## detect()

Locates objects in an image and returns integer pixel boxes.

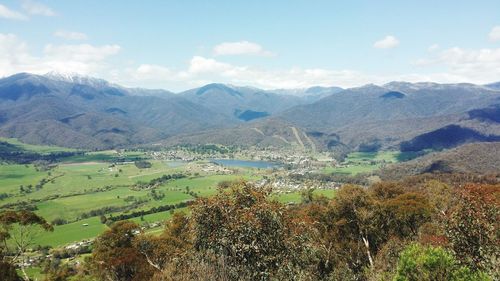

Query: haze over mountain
[0,72,499,152]
[0,73,230,149]
[273,82,500,150]
[0,73,327,149]
[169,81,500,153]
[179,83,335,121]
[485,82,500,91]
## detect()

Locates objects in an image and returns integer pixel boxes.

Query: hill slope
[379,142,500,180]
[162,118,317,150]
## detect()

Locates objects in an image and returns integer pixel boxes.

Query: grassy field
[32,208,188,247]
[30,174,258,246]
[0,147,340,248]
[273,189,337,203]
[17,266,44,281]
[0,137,77,154]
[0,143,265,248]
[322,151,419,175]
[61,150,146,163]
[34,217,107,247]
[0,164,48,194]
[1,138,413,249]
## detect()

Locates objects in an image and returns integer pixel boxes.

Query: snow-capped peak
[44,71,110,87]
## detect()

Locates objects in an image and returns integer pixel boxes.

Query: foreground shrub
[91,221,155,281]
[445,184,499,277]
[0,261,22,281]
[191,181,313,280]
[393,243,491,281]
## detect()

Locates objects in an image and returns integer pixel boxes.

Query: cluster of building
[255,177,341,191]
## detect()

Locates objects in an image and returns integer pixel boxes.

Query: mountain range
[0,72,499,153]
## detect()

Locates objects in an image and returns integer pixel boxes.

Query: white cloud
[213,41,274,56]
[189,56,235,73]
[373,35,400,49]
[113,64,174,89]
[181,56,376,89]
[489,26,500,42]
[428,44,440,52]
[135,50,500,90]
[21,0,55,16]
[54,30,88,40]
[0,33,120,77]
[414,46,500,84]
[109,51,500,91]
[44,44,120,62]
[0,4,28,20]
[136,64,170,74]
[135,64,171,79]
[0,33,34,74]
[0,33,380,90]
[3,33,500,91]
[110,55,374,90]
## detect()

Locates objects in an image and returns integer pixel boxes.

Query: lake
[211,159,281,169]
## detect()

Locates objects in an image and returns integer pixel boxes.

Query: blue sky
[1,0,500,91]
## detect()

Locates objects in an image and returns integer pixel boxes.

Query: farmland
[322,150,421,175]
[0,138,406,249]
[0,140,316,249]
[1,159,257,247]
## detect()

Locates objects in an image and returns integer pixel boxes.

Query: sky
[1,0,500,92]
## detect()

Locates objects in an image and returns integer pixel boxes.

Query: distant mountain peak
[485,81,500,90]
[195,83,242,97]
[270,86,343,97]
[346,83,387,94]
[305,86,343,95]
[44,71,110,88]
[384,81,421,91]
[384,81,490,92]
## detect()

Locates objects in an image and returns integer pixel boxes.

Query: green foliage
[2,150,497,281]
[0,210,53,281]
[133,212,192,272]
[393,243,491,281]
[445,184,499,277]
[325,151,418,176]
[133,173,186,190]
[176,144,232,155]
[300,188,315,204]
[0,261,22,281]
[91,221,154,281]
[191,181,312,280]
[134,161,152,169]
[300,182,433,279]
[380,192,432,236]
[0,210,53,242]
[0,138,76,154]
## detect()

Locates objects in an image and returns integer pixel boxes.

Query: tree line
[104,201,191,225]
[132,173,186,190]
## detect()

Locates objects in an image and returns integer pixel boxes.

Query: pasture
[323,150,419,175]
[273,189,337,203]
[0,137,76,154]
[0,139,413,249]
[1,148,263,247]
